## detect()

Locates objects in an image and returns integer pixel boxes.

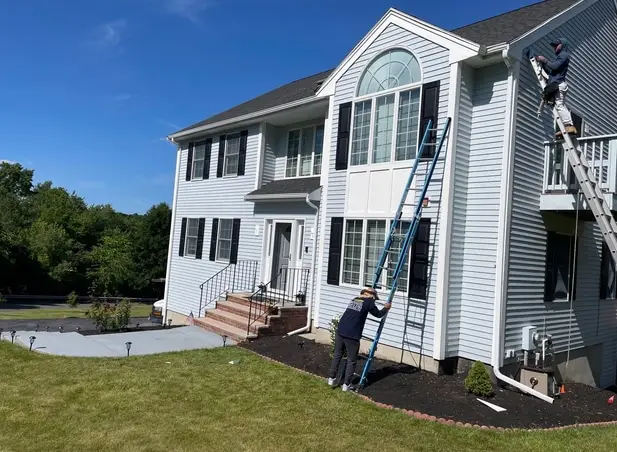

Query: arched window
[357,49,422,97]
[350,48,424,166]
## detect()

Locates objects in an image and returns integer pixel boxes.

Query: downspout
[493,47,554,404]
[286,193,319,336]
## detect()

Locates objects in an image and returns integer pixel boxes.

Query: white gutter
[286,193,319,336]
[493,47,554,404]
[168,97,328,141]
[162,145,181,323]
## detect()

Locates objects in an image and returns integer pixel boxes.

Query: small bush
[115,299,132,330]
[0,293,6,304]
[464,361,495,397]
[66,291,79,308]
[86,300,116,331]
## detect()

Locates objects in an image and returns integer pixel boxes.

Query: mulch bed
[240,335,617,430]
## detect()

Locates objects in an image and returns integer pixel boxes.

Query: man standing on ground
[536,38,577,138]
[328,287,391,391]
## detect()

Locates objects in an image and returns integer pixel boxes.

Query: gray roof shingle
[174,0,577,135]
[451,0,580,46]
[245,177,321,199]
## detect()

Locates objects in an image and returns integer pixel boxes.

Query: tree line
[0,162,171,299]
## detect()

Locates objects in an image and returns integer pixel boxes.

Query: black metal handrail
[246,267,310,336]
[198,260,258,317]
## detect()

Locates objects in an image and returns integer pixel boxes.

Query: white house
[163,0,617,397]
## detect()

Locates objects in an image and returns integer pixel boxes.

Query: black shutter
[195,218,206,260]
[408,219,431,300]
[216,136,226,178]
[230,219,241,264]
[237,131,248,176]
[543,231,556,301]
[327,217,344,285]
[185,143,194,181]
[335,102,352,170]
[178,218,187,257]
[203,139,212,179]
[209,218,219,261]
[419,81,440,159]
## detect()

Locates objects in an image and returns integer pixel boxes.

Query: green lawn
[0,344,616,452]
[0,303,153,320]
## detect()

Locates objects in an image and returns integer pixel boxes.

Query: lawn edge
[239,344,617,433]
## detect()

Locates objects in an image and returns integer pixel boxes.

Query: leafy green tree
[88,230,135,297]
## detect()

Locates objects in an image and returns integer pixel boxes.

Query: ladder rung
[361,335,374,342]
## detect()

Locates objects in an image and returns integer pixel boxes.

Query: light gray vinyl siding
[506,0,617,386]
[445,63,508,362]
[166,124,263,316]
[317,22,450,358]
[262,124,277,185]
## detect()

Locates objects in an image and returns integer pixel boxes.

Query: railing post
[544,143,551,192]
[199,285,204,318]
[232,263,237,293]
[609,139,617,194]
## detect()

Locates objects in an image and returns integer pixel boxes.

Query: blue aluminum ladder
[356,116,452,389]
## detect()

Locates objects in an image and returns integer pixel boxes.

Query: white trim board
[316,8,481,97]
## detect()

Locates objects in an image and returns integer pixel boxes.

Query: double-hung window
[191,142,207,179]
[184,218,200,257]
[224,134,240,176]
[285,124,325,177]
[216,219,233,262]
[350,48,423,166]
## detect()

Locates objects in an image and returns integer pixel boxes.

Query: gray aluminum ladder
[528,50,617,264]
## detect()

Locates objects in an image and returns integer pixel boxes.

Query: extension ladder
[528,51,617,265]
[356,117,452,389]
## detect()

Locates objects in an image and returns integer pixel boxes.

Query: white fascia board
[432,61,462,361]
[507,0,596,58]
[255,122,266,190]
[316,8,481,98]
[168,97,327,142]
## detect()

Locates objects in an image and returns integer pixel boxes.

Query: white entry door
[270,222,293,291]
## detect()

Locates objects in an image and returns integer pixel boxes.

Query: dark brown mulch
[239,335,617,429]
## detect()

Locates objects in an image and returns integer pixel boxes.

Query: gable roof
[170,0,580,138]
[451,0,580,46]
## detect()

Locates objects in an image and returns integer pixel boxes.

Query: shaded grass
[0,303,152,320]
[0,342,616,452]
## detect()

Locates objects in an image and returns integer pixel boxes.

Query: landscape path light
[10,330,16,343]
[29,336,36,351]
[125,341,132,357]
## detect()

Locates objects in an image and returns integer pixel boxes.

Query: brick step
[217,299,253,317]
[207,308,267,331]
[193,317,256,342]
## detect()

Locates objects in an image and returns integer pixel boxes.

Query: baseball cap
[361,287,380,300]
[550,39,561,47]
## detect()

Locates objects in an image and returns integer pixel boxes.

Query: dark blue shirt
[337,296,388,341]
[542,38,571,85]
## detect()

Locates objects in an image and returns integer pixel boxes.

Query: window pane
[194,145,206,161]
[357,49,422,97]
[224,135,240,176]
[216,219,233,261]
[192,160,204,179]
[364,220,386,287]
[386,220,410,292]
[219,219,233,240]
[343,220,363,285]
[313,125,324,175]
[351,100,371,166]
[186,237,198,256]
[286,130,300,177]
[396,89,421,161]
[187,218,199,238]
[372,94,395,164]
[299,127,315,176]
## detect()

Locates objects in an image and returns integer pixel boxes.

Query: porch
[541,134,617,215]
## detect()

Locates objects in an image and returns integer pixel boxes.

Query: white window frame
[284,124,325,178]
[184,218,200,257]
[339,218,426,299]
[223,133,241,177]
[215,218,234,263]
[191,141,207,180]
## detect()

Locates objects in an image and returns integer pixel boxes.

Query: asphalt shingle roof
[245,177,321,198]
[174,0,578,135]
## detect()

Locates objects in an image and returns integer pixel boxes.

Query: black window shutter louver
[335,102,352,170]
[209,218,219,261]
[230,219,241,264]
[178,218,187,256]
[195,218,206,260]
[419,81,440,158]
[237,131,248,176]
[327,217,344,285]
[408,219,431,300]
[216,136,226,178]
[186,143,194,181]
[203,139,212,179]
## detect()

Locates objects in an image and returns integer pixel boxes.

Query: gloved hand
[536,55,547,63]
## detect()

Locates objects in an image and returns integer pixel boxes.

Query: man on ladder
[534,37,577,139]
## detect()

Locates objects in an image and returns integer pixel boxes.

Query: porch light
[29,336,36,351]
[10,330,16,343]
[295,291,306,306]
[125,341,132,357]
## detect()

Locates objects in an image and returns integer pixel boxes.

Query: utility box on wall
[522,326,537,350]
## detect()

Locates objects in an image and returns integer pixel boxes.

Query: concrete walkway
[1,326,235,357]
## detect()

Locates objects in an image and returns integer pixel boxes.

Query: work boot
[555,125,577,139]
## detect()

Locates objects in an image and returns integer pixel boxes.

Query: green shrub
[464,361,495,397]
[115,299,132,330]
[66,291,79,308]
[0,293,6,304]
[86,300,116,331]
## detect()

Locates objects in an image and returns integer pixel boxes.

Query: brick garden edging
[238,345,617,432]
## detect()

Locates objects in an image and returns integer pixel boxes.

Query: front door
[271,222,292,290]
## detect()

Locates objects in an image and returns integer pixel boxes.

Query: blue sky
[0,0,535,214]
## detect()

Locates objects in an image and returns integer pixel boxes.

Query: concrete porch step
[193,317,256,342]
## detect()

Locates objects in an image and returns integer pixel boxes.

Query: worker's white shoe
[342,384,350,392]
[327,378,335,386]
